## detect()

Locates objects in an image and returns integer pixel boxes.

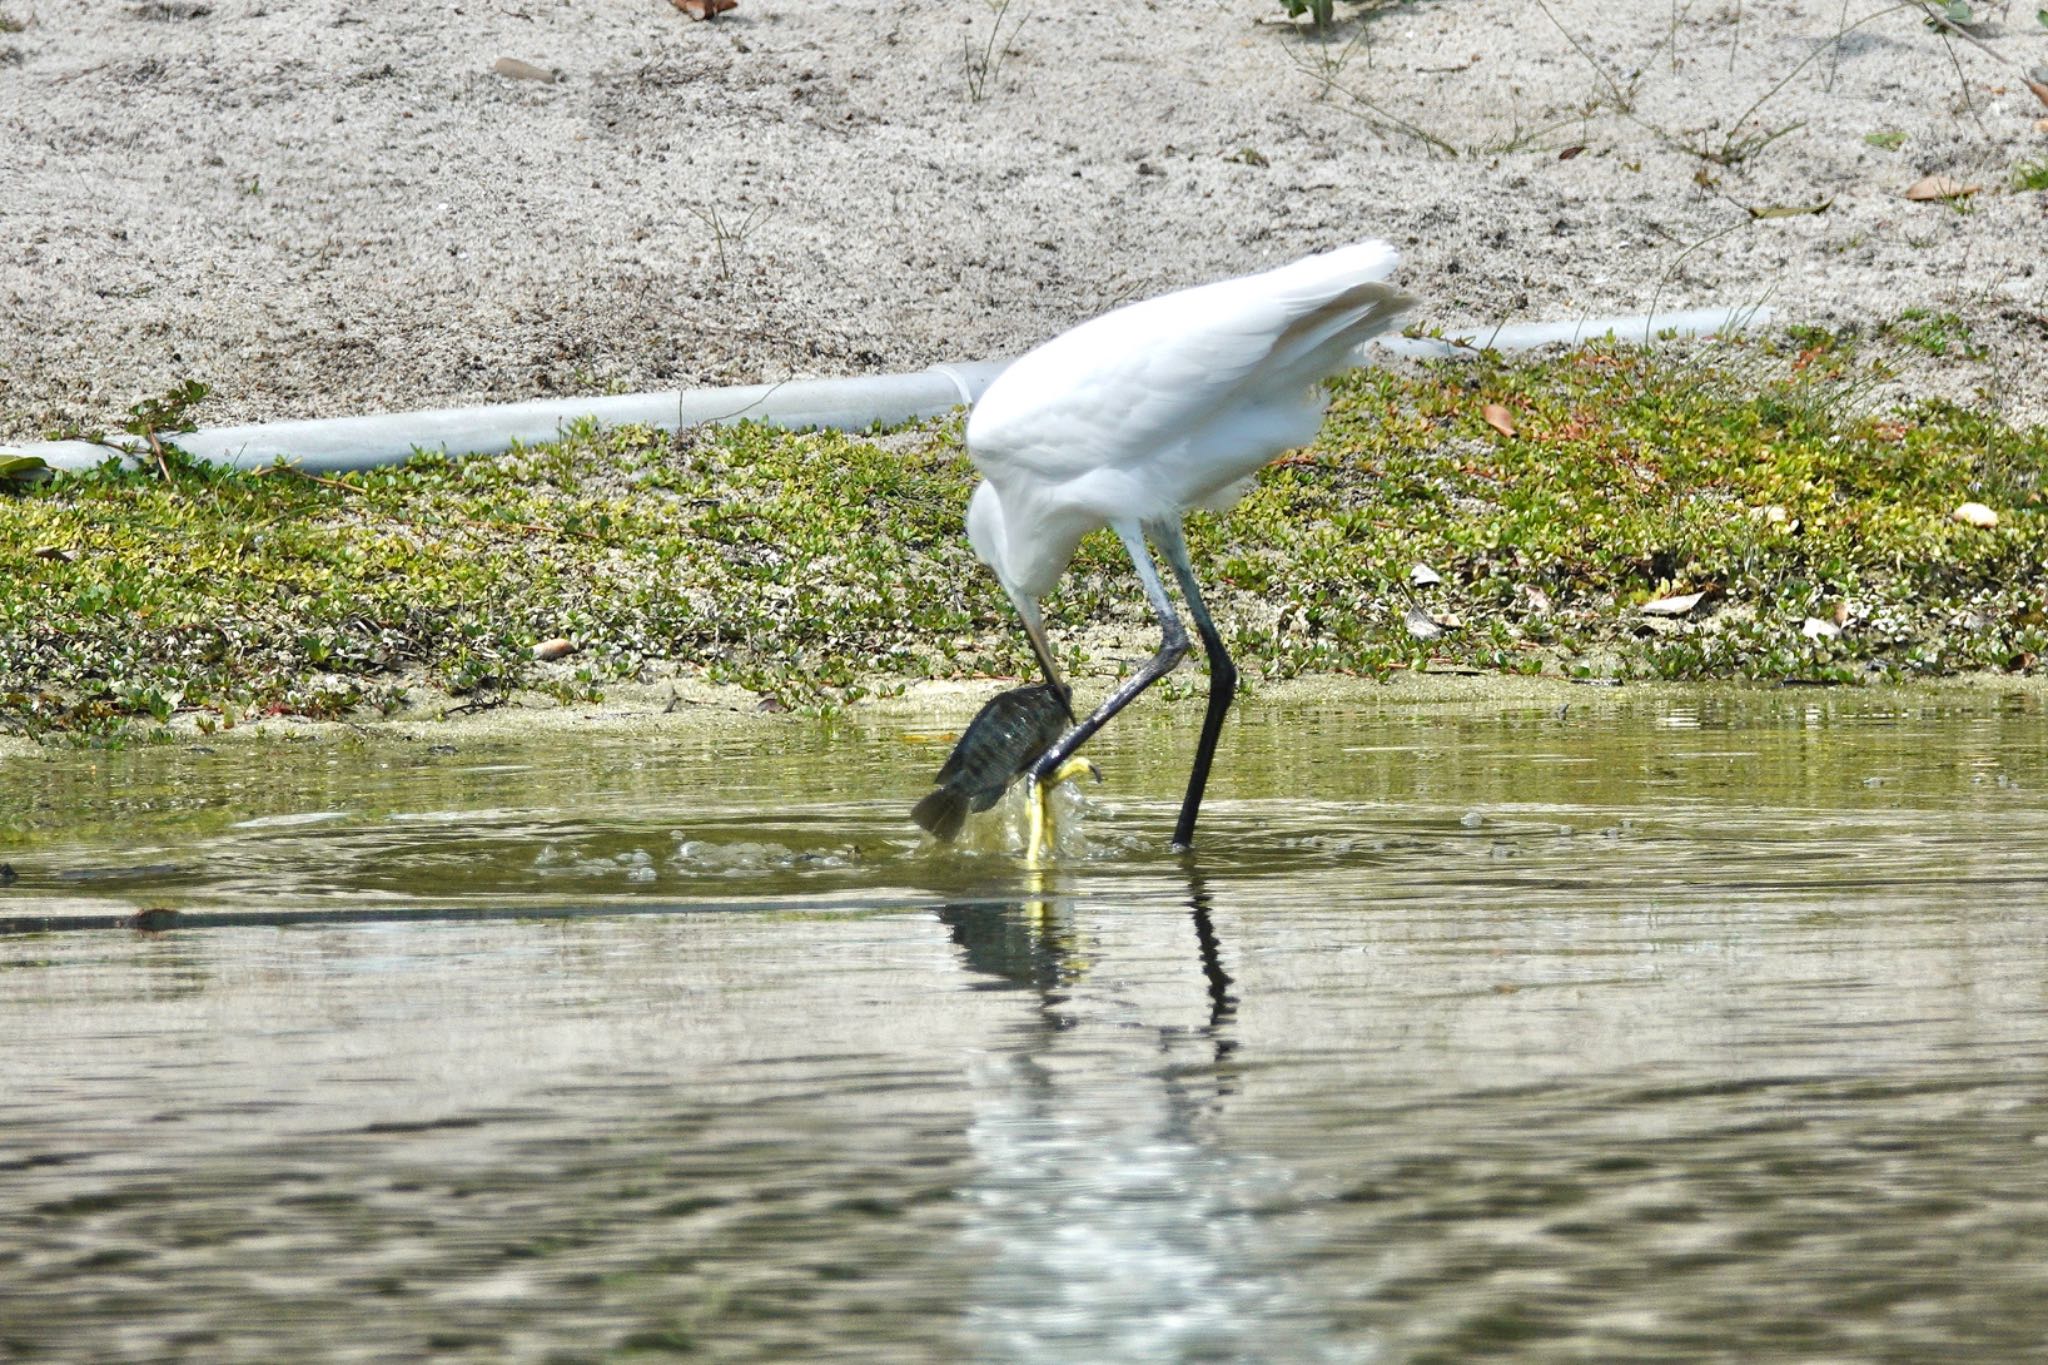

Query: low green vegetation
[2,340,2043,740]
[1883,308,1985,359]
[2015,158,2048,193]
[1281,0,1336,30]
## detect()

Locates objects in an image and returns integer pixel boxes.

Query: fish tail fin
[912,788,969,842]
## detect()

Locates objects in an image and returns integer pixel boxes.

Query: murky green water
[3,687,2047,1360]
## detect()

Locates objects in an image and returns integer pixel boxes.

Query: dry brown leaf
[533,637,578,661]
[1750,200,1832,220]
[1904,174,1978,202]
[672,0,737,16]
[1558,145,1586,161]
[2029,79,2048,112]
[32,546,76,563]
[492,57,556,83]
[1480,403,1517,438]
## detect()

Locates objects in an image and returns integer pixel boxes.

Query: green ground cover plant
[2,341,2042,741]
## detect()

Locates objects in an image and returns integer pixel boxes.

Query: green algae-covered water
[3,686,2047,1360]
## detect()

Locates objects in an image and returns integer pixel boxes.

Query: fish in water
[912,682,1075,842]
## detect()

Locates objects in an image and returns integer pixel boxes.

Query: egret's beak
[1026,756,1102,867]
[1012,594,1064,694]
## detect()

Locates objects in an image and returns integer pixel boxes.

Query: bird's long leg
[1150,518,1238,852]
[1028,522,1188,787]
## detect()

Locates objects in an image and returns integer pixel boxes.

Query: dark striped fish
[911,682,1074,841]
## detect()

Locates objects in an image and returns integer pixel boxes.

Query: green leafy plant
[119,378,211,480]
[2015,158,2048,192]
[1283,0,1335,29]
[0,454,51,492]
[1886,309,1985,359]
[3,341,2044,737]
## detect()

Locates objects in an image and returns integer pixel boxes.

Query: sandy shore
[5,666,2041,762]
[3,0,2045,442]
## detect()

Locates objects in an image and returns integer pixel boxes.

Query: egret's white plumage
[962,240,1416,854]
[966,241,1412,599]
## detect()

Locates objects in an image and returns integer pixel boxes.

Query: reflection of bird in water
[939,884,1285,1359]
[912,682,1100,849]
[964,241,1415,853]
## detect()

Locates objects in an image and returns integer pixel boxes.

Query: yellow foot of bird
[1025,757,1103,867]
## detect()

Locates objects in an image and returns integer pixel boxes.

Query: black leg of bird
[1028,523,1188,791]
[1153,520,1237,851]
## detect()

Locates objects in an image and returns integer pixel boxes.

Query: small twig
[460,513,603,544]
[1908,0,2022,70]
[53,61,112,86]
[1648,216,1752,339]
[1323,84,1462,158]
[258,465,366,496]
[962,0,1025,103]
[1530,0,1637,112]
[1932,29,1993,140]
[1906,1,2048,108]
[1826,0,1850,91]
[1715,3,1914,157]
[144,431,172,484]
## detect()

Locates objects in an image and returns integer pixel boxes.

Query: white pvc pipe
[1375,304,1772,360]
[0,306,1767,476]
[5,361,1012,475]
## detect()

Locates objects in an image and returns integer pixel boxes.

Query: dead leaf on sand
[1641,591,1708,618]
[1904,174,1978,202]
[1404,607,1446,641]
[492,57,557,83]
[672,0,737,17]
[1750,200,1832,219]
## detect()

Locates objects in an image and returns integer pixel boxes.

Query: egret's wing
[967,241,1413,482]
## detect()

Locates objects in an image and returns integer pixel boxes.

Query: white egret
[964,241,1415,853]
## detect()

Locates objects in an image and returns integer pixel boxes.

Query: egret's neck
[965,481,1009,586]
